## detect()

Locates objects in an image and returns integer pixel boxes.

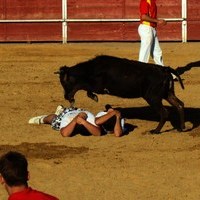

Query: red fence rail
[0,0,199,42]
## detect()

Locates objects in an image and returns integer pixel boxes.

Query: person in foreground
[0,151,59,200]
[28,105,125,137]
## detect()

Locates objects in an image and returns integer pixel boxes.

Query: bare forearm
[113,117,123,137]
[141,14,158,23]
[81,121,101,136]
[95,112,115,125]
[141,14,166,25]
[60,120,77,137]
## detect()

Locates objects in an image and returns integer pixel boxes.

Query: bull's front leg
[64,92,75,107]
[87,91,98,102]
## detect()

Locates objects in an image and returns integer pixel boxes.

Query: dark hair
[102,116,116,132]
[0,151,28,186]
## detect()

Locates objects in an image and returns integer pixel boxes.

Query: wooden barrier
[0,0,199,42]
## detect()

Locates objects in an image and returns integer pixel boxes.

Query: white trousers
[138,24,164,66]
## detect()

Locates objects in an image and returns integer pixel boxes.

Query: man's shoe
[28,115,47,124]
[55,105,64,115]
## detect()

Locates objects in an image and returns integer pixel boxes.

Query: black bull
[55,55,186,133]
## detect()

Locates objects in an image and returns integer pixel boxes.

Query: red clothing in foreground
[8,187,59,200]
[140,0,157,27]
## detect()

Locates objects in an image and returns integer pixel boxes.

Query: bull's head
[54,66,76,107]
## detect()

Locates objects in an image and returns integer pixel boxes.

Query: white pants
[138,24,164,66]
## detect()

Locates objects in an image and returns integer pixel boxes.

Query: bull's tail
[175,60,200,75]
[166,67,184,90]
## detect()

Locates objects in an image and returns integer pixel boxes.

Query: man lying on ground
[28,105,125,137]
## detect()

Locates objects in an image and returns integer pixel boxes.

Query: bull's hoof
[177,126,187,132]
[177,128,183,132]
[93,95,98,102]
[87,92,98,102]
[69,99,75,107]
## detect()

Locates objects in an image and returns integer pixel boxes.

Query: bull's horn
[54,71,60,74]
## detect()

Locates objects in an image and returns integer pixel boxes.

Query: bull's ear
[59,66,69,74]
[54,66,69,74]
[59,66,69,83]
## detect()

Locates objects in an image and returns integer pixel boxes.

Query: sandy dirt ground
[0,42,200,200]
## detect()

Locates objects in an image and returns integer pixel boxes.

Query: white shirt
[60,109,97,129]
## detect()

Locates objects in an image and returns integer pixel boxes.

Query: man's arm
[60,117,78,137]
[60,112,101,137]
[95,110,116,125]
[141,14,167,26]
[77,116,101,136]
[95,109,123,137]
[113,110,123,137]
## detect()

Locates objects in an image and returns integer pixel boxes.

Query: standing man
[138,0,166,66]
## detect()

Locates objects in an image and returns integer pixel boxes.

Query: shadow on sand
[118,106,200,134]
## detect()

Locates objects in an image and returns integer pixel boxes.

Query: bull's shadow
[118,106,200,134]
[175,60,200,75]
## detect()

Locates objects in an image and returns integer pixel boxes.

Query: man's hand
[76,112,88,125]
[157,19,167,26]
[114,110,121,119]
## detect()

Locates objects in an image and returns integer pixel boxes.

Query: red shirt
[140,0,157,27]
[8,187,59,200]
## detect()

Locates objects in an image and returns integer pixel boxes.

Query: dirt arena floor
[0,42,200,199]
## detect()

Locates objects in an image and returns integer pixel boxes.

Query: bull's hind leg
[166,93,185,131]
[145,98,169,134]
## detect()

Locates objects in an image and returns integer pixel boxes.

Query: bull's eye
[63,73,68,82]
